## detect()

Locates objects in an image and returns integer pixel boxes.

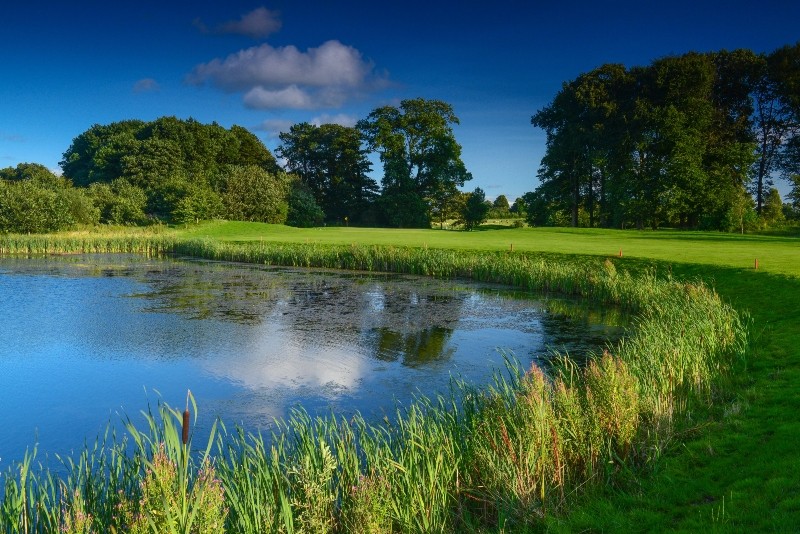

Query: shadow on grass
[473,224,521,231]
[553,227,800,245]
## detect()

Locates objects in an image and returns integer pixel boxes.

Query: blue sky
[1,1,799,201]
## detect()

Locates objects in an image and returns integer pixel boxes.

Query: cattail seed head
[182,409,190,445]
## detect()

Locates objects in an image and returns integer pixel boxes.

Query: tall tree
[278,123,376,223]
[702,49,760,228]
[761,187,785,226]
[493,195,510,211]
[60,117,281,223]
[461,187,490,230]
[750,44,800,213]
[788,174,800,211]
[358,98,472,227]
[532,64,629,227]
[219,165,291,224]
[60,120,144,187]
[529,50,776,230]
[531,78,585,227]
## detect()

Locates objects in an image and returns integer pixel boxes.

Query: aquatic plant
[0,235,748,532]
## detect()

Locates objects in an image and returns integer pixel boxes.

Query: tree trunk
[756,140,767,214]
[599,168,606,227]
[572,177,579,227]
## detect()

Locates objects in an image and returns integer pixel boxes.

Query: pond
[0,254,626,467]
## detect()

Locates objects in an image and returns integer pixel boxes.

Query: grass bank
[0,223,789,531]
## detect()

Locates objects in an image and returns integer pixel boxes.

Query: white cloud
[244,85,314,109]
[200,322,369,393]
[254,118,295,138]
[217,7,281,39]
[310,113,358,127]
[133,78,160,93]
[190,40,374,91]
[188,40,387,110]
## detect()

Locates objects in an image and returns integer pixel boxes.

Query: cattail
[182,390,191,445]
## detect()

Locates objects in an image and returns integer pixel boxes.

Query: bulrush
[182,390,191,446]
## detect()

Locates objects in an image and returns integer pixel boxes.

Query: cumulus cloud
[188,40,388,110]
[310,113,358,127]
[133,78,160,93]
[244,85,314,109]
[218,7,281,39]
[254,118,295,138]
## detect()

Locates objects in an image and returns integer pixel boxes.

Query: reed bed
[0,234,175,256]
[0,236,748,532]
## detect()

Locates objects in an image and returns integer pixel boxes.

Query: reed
[0,236,748,532]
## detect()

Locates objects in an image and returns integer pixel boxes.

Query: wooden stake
[510,243,513,252]
[618,249,622,258]
[755,258,759,270]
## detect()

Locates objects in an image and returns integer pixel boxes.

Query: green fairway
[178,221,798,277]
[175,221,799,531]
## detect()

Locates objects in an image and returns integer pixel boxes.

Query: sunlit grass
[175,221,800,276]
[0,227,754,532]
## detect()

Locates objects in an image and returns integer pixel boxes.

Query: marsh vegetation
[0,233,747,532]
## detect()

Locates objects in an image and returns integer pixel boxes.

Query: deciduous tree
[358,98,472,227]
[278,123,376,224]
[461,187,489,230]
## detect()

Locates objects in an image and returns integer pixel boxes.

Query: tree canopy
[61,117,280,187]
[460,187,490,230]
[358,98,472,227]
[278,122,377,224]
[7,106,480,232]
[0,163,98,233]
[528,44,800,230]
[58,117,286,225]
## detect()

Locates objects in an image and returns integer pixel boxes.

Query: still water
[0,254,625,466]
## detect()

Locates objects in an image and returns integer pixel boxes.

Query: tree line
[523,44,800,230]
[280,98,476,228]
[0,99,496,233]
[0,117,307,233]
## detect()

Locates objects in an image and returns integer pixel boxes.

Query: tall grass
[0,236,748,532]
[0,233,174,256]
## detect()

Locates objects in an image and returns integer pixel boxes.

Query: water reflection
[369,327,454,367]
[0,254,628,466]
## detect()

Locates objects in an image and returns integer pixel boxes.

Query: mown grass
[177,221,799,276]
[0,223,794,531]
